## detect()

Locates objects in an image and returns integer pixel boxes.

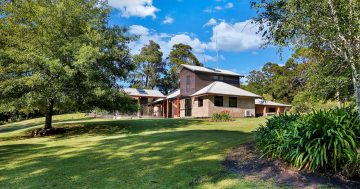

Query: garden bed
[223,143,360,188]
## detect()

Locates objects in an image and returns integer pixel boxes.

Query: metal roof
[191,81,261,98]
[166,89,180,99]
[255,99,292,107]
[179,64,242,77]
[123,88,165,98]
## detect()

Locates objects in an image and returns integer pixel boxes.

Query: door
[185,98,192,117]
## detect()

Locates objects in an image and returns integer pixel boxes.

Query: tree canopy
[251,0,360,115]
[0,0,137,128]
[131,40,165,89]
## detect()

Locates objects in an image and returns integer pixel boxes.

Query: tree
[0,0,136,129]
[131,40,165,89]
[168,43,202,72]
[160,43,203,93]
[251,0,360,115]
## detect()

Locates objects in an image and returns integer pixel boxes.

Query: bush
[256,108,360,175]
[210,110,233,122]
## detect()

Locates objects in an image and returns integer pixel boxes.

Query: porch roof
[123,88,165,98]
[191,81,261,98]
[255,99,292,107]
[166,89,180,99]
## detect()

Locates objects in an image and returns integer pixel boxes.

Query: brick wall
[207,96,255,117]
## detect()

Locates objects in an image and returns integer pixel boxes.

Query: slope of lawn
[0,114,276,189]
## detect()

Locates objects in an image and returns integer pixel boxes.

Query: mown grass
[0,114,276,189]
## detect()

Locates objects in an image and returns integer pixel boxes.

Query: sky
[107,0,292,78]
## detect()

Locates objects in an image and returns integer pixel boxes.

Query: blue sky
[108,0,292,78]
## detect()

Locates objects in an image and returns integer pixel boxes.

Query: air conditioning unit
[245,110,252,117]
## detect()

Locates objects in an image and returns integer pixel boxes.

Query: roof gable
[191,81,261,98]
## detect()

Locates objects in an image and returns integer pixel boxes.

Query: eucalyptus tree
[132,40,165,89]
[251,0,360,115]
[0,0,136,129]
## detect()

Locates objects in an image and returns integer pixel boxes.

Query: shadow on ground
[223,143,360,189]
[0,125,257,188]
[0,117,95,133]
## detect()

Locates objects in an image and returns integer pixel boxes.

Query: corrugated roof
[166,89,180,99]
[255,99,292,107]
[191,81,261,98]
[123,88,165,98]
[179,64,242,77]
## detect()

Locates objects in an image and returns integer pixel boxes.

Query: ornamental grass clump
[210,111,233,122]
[256,108,360,176]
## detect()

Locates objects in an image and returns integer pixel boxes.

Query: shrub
[210,110,233,122]
[256,108,360,174]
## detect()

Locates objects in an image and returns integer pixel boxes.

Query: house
[255,99,292,117]
[123,64,291,118]
[122,88,165,117]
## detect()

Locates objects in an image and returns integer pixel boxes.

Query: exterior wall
[180,99,186,117]
[187,95,255,118]
[179,68,240,96]
[191,96,211,117]
[179,68,197,96]
[195,72,240,89]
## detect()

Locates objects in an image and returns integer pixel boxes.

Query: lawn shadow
[54,118,207,138]
[0,117,95,134]
[0,129,256,188]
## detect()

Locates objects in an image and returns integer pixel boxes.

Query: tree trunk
[44,99,54,129]
[350,61,360,117]
[145,74,149,88]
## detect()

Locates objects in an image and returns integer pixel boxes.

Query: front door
[185,98,192,117]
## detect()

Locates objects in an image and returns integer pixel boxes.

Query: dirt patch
[30,128,66,137]
[223,143,360,189]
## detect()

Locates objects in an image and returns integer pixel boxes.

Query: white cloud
[214,6,222,10]
[225,2,234,8]
[108,0,159,18]
[128,25,149,36]
[128,25,208,58]
[203,18,217,27]
[208,20,264,52]
[163,16,174,24]
[204,2,234,13]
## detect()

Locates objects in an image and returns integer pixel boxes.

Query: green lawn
[0,114,277,189]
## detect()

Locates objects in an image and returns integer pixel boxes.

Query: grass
[0,114,276,189]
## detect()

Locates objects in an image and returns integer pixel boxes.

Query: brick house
[124,64,291,118]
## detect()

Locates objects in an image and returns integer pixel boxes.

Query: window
[198,97,203,107]
[212,75,224,81]
[186,75,190,92]
[229,97,237,107]
[214,96,223,106]
[269,108,276,113]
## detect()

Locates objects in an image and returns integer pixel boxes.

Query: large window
[229,97,237,107]
[214,96,223,106]
[198,97,203,107]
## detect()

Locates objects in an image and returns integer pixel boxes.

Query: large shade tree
[251,0,360,115]
[0,0,137,129]
[158,43,202,94]
[131,40,165,89]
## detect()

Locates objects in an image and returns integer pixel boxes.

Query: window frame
[229,97,237,107]
[214,96,223,107]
